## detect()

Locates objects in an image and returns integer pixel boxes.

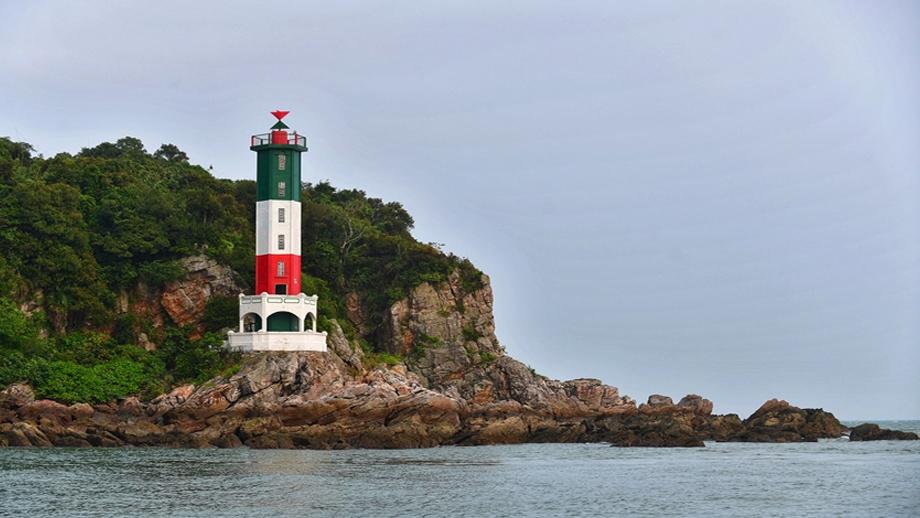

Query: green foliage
[479,351,497,364]
[0,137,35,164]
[156,328,238,384]
[417,333,443,347]
[0,297,42,353]
[79,136,147,160]
[462,325,483,342]
[53,331,114,365]
[365,352,403,368]
[137,260,186,285]
[202,296,240,332]
[357,338,373,355]
[31,358,149,404]
[409,333,444,360]
[153,144,189,163]
[457,258,484,294]
[0,350,32,387]
[112,313,139,345]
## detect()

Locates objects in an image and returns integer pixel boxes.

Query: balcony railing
[251,132,307,147]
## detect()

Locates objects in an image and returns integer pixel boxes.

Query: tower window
[278,154,286,171]
[278,207,285,223]
[278,234,285,250]
[277,181,286,196]
[277,261,285,276]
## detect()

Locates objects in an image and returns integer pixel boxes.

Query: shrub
[158,330,235,384]
[137,260,185,285]
[201,295,239,332]
[31,358,148,404]
[365,352,402,368]
[462,325,482,342]
[0,350,30,387]
[53,331,115,365]
[456,258,484,294]
[112,313,139,345]
[410,333,443,360]
[0,297,42,353]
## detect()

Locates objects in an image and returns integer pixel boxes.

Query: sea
[0,420,917,517]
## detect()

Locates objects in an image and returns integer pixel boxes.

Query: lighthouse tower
[226,111,327,352]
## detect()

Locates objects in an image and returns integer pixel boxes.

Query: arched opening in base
[267,311,299,332]
[242,313,262,332]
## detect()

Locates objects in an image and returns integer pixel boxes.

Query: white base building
[226,293,327,352]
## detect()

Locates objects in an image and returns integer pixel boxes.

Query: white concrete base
[226,330,328,352]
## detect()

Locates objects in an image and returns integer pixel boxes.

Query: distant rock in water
[725,399,844,443]
[848,423,919,441]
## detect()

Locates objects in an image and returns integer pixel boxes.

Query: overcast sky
[2,1,917,419]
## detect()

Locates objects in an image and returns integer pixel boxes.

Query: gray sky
[2,1,917,419]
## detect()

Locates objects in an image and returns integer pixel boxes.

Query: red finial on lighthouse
[271,110,290,121]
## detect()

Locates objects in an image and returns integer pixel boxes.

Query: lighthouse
[226,111,328,352]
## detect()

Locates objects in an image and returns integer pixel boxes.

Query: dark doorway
[267,312,298,332]
[275,284,287,294]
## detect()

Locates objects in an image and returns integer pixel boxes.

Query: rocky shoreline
[2,262,916,449]
[1,348,915,449]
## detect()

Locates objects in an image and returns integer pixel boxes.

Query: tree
[153,143,189,163]
[115,137,147,159]
[79,136,147,159]
[0,137,35,163]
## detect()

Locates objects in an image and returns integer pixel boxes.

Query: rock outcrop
[848,423,919,441]
[161,255,243,327]
[381,270,504,388]
[725,399,844,443]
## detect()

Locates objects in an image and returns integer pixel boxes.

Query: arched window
[277,261,284,276]
[242,313,262,332]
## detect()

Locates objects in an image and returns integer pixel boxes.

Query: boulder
[729,399,844,442]
[161,255,242,327]
[647,394,674,406]
[18,400,73,426]
[327,320,365,374]
[677,394,713,416]
[594,414,704,447]
[0,422,52,447]
[0,384,35,409]
[849,423,919,441]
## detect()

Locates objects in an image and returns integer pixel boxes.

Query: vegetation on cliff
[0,136,480,402]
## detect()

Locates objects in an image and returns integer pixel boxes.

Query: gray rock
[647,394,674,407]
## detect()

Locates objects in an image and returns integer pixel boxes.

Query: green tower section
[252,140,306,202]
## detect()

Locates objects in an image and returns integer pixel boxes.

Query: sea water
[1,421,917,517]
